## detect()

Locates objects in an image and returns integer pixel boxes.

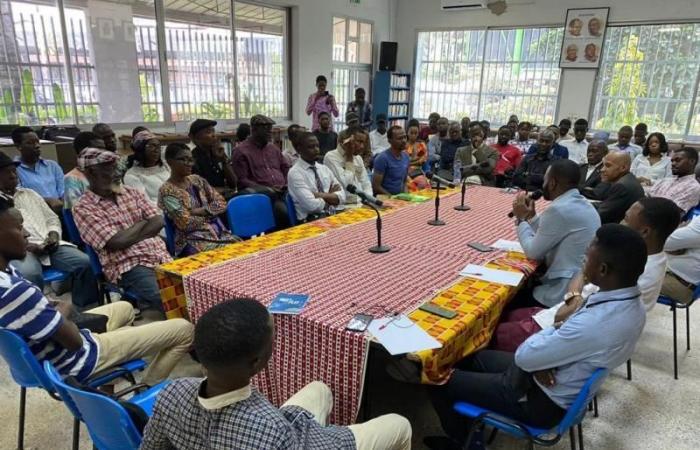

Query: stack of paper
[459,264,523,287]
[368,315,442,355]
[490,239,524,253]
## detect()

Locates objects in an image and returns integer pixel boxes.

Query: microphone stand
[454,175,471,211]
[365,200,390,253]
[428,178,446,226]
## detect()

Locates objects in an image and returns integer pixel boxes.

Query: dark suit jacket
[594,172,645,224]
[579,163,610,200]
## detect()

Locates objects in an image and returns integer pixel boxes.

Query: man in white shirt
[369,114,390,156]
[288,132,345,222]
[492,197,679,352]
[428,117,450,163]
[561,118,589,164]
[609,125,642,159]
[323,127,372,207]
[662,213,700,305]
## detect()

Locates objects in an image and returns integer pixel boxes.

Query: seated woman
[124,130,170,205]
[405,120,430,191]
[630,132,671,186]
[159,143,240,256]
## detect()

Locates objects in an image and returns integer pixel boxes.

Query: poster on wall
[559,7,609,69]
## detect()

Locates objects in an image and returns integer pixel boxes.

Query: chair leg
[673,303,678,380]
[569,426,577,450]
[578,423,584,450]
[18,386,26,450]
[593,396,599,418]
[72,418,80,450]
[686,306,691,351]
[626,359,632,381]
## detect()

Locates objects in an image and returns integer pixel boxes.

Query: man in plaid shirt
[73,149,171,316]
[141,298,412,449]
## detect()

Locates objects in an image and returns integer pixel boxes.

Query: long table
[156,187,538,424]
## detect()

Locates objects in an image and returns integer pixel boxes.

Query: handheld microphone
[346,184,383,207]
[507,189,543,218]
[426,172,456,188]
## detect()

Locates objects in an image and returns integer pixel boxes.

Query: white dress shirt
[323,147,371,206]
[630,155,672,184]
[560,139,589,164]
[287,158,346,221]
[608,142,643,159]
[665,215,700,286]
[369,130,389,156]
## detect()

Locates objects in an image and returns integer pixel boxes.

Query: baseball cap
[189,119,217,136]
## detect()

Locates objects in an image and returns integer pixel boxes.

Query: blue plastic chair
[683,205,700,222]
[42,267,71,284]
[285,192,298,226]
[62,208,84,247]
[454,368,608,450]
[656,284,700,379]
[0,329,146,450]
[44,361,168,450]
[226,194,276,238]
[162,214,177,256]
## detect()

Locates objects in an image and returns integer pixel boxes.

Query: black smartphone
[468,242,494,252]
[346,313,373,332]
[419,302,457,319]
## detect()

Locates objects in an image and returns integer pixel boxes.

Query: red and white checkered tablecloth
[183,186,525,425]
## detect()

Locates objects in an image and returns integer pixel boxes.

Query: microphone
[425,172,456,188]
[507,190,543,218]
[346,184,383,207]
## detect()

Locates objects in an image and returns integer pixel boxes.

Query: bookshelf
[372,71,411,129]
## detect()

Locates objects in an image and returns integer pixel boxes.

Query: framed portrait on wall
[559,7,609,69]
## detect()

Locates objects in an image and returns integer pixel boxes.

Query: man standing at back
[647,147,700,215]
[595,151,644,224]
[511,160,600,307]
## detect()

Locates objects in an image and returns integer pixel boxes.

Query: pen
[464,272,483,277]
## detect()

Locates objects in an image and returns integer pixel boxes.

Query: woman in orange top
[405,120,430,191]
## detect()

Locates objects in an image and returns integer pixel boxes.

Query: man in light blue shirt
[426,224,647,450]
[12,126,64,212]
[512,159,600,307]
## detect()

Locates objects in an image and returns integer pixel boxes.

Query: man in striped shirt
[0,195,194,383]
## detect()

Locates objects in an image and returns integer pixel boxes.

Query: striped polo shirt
[0,266,98,380]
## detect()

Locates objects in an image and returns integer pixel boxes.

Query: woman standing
[306,75,339,131]
[159,143,240,256]
[631,132,672,186]
[123,130,170,205]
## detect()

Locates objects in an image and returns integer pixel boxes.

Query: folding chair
[226,194,276,238]
[657,285,699,379]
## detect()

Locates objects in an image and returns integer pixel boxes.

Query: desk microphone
[426,173,456,188]
[507,190,543,218]
[346,184,383,207]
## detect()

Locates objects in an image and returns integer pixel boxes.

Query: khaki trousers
[660,272,695,305]
[282,381,412,450]
[88,301,194,385]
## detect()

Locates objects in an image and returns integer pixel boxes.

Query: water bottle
[453,157,462,184]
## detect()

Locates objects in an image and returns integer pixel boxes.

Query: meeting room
[0,0,699,449]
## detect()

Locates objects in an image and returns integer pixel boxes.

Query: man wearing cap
[190,119,237,200]
[73,149,171,317]
[232,115,290,227]
[0,151,98,307]
[369,114,390,156]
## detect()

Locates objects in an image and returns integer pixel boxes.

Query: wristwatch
[563,291,582,302]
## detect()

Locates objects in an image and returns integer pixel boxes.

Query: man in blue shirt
[372,126,409,196]
[12,126,64,213]
[426,224,647,450]
[526,125,569,160]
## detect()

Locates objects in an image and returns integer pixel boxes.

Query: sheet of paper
[490,239,524,253]
[459,264,524,287]
[367,315,442,356]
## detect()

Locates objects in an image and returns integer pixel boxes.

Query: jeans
[10,245,99,307]
[118,265,164,312]
[429,350,566,444]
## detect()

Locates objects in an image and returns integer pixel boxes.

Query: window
[0,0,289,126]
[592,23,700,139]
[414,27,563,125]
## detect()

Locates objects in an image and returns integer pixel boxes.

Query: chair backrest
[62,208,84,247]
[0,329,56,392]
[226,194,276,238]
[44,361,143,450]
[556,368,608,435]
[285,192,297,226]
[85,245,105,278]
[162,215,177,256]
[684,205,700,222]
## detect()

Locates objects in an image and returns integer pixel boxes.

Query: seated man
[420,112,441,141]
[436,122,468,180]
[579,140,609,200]
[513,129,561,191]
[73,149,172,316]
[232,115,290,227]
[141,298,411,450]
[324,127,372,207]
[511,160,600,307]
[369,114,390,156]
[526,126,569,160]
[595,151,644,224]
[427,224,648,450]
[92,123,118,153]
[313,111,338,160]
[0,152,98,307]
[487,126,521,187]
[557,118,572,142]
[633,123,648,147]
[647,147,700,215]
[428,117,449,164]
[64,132,107,209]
[454,126,498,186]
[282,123,303,166]
[190,119,237,200]
[510,121,535,153]
[494,197,680,352]
[288,132,345,222]
[372,126,410,196]
[11,126,64,213]
[662,212,700,305]
[0,195,194,384]
[560,118,589,164]
[609,125,642,159]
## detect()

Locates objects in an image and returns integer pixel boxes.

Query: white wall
[394,0,699,123]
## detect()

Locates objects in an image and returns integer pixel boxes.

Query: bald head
[601,151,631,183]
